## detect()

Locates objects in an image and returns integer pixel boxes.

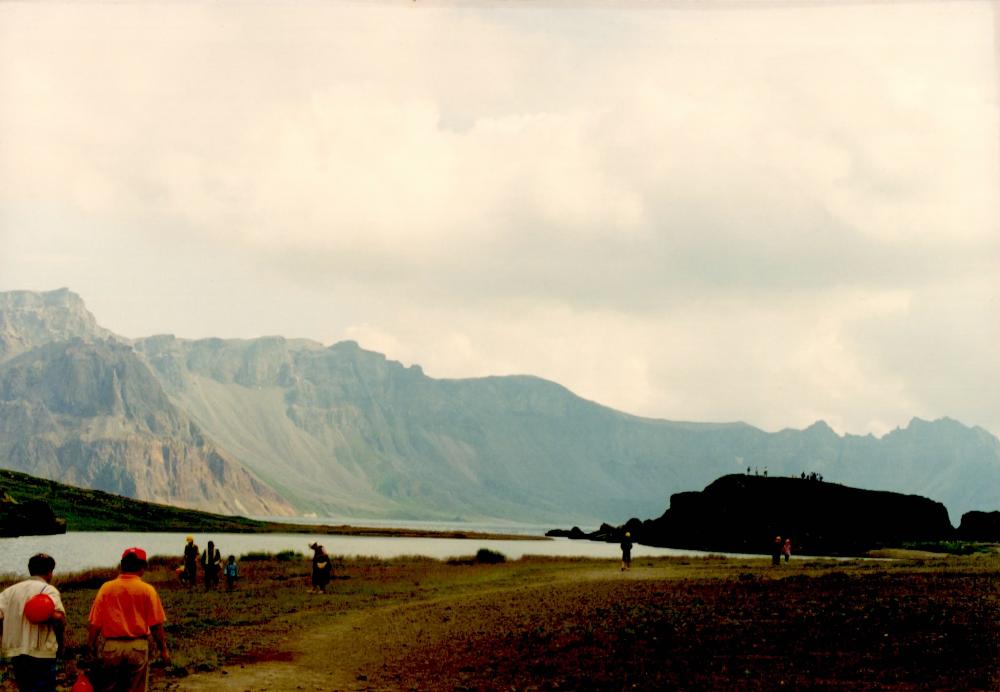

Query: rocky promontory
[550,474,956,556]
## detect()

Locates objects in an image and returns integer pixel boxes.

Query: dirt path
[170,565,640,691]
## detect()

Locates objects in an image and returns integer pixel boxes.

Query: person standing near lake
[224,556,239,592]
[309,543,332,594]
[620,532,633,572]
[182,536,199,587]
[0,553,66,692]
[201,540,221,590]
[87,547,169,692]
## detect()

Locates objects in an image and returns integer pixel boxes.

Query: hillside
[0,467,283,532]
[2,288,1000,524]
[0,468,534,540]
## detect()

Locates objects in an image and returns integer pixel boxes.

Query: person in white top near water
[0,553,67,692]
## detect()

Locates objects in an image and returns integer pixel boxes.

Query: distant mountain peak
[0,288,117,361]
[805,420,836,435]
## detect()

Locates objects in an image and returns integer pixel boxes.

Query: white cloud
[1,1,997,437]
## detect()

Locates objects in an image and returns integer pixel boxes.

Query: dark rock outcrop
[556,475,955,556]
[956,511,1000,541]
[0,493,66,537]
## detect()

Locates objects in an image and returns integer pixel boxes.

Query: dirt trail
[170,606,374,691]
[171,565,639,691]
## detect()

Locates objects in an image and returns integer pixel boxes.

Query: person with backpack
[224,556,239,592]
[0,553,66,691]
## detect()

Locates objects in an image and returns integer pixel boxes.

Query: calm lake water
[0,529,731,575]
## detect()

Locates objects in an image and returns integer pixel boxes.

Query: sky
[1,1,997,438]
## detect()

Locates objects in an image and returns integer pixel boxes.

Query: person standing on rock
[771,535,783,566]
[783,538,792,563]
[620,532,633,571]
[309,543,332,594]
[0,553,66,692]
[87,547,169,692]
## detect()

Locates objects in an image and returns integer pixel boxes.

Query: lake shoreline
[64,523,551,541]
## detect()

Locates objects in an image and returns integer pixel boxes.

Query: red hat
[24,593,55,624]
[121,547,147,562]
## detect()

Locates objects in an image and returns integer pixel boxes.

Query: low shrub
[475,548,506,564]
[446,549,508,565]
[239,550,303,562]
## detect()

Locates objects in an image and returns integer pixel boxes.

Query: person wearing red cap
[87,548,169,692]
[0,553,66,691]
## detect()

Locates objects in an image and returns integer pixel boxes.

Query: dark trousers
[12,655,57,692]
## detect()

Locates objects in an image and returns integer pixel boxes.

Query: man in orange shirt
[87,547,169,692]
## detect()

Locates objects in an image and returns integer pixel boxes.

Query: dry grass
[0,552,998,690]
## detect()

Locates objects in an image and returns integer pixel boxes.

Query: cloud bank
[1,2,997,436]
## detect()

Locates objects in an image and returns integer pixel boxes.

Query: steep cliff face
[133,332,1000,524]
[0,337,293,516]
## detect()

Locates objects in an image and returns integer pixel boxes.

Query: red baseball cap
[121,547,147,562]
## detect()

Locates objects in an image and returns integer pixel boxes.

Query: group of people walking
[0,549,168,692]
[182,536,239,591]
[0,538,337,692]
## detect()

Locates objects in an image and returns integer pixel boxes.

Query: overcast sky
[1,1,997,438]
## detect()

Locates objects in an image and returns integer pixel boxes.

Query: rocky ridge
[1,288,1000,523]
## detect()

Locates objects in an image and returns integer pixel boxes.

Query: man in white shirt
[0,553,66,692]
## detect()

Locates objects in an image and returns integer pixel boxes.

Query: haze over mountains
[1,288,998,525]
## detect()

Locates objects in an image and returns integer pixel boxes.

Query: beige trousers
[98,638,150,692]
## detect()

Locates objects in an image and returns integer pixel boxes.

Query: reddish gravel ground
[346,572,1000,690]
[167,554,1000,691]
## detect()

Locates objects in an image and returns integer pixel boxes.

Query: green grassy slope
[0,468,272,532]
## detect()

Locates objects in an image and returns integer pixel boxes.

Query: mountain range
[2,288,999,525]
